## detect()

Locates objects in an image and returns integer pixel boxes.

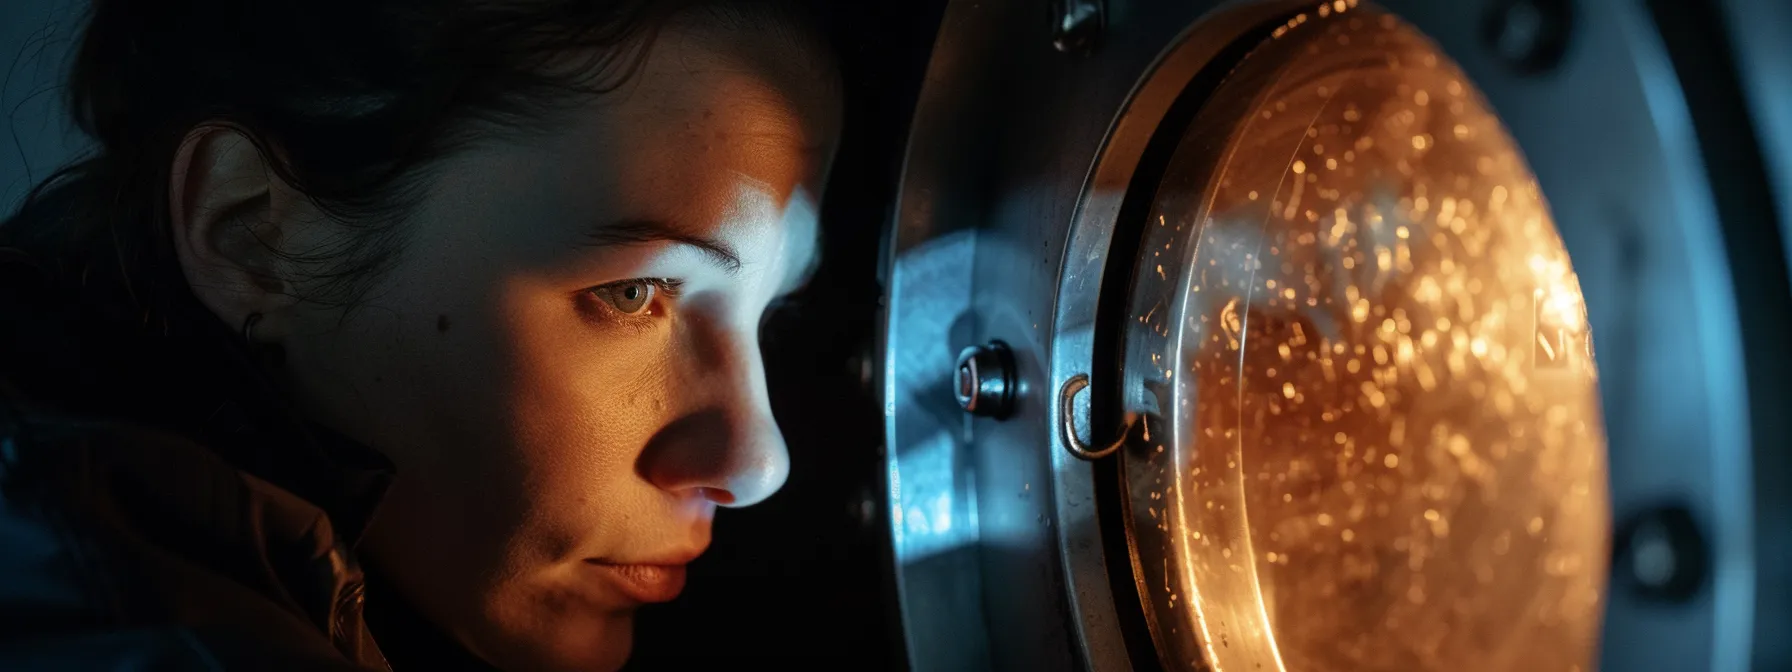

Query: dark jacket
[0,185,489,670]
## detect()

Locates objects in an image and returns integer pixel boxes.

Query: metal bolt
[1615,504,1708,603]
[955,341,1017,419]
[1482,0,1572,74]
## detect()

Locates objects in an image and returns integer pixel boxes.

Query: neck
[363,565,503,672]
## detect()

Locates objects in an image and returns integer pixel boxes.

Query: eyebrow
[581,219,743,274]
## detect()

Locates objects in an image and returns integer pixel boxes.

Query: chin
[482,609,637,672]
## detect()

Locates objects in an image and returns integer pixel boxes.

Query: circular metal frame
[884,0,1786,669]
[1114,6,1613,669]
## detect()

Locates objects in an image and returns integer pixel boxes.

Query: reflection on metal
[1056,374,1133,460]
[1711,1,1792,667]
[957,341,1018,418]
[1122,7,1610,670]
[1614,504,1710,603]
[883,229,991,671]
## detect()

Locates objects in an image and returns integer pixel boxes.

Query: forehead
[581,19,840,218]
[413,17,838,289]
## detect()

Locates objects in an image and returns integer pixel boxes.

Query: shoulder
[0,386,385,671]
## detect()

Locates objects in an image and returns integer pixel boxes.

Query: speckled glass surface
[1132,4,1610,670]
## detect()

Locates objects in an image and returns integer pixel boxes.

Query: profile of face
[165,10,839,672]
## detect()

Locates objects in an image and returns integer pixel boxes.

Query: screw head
[1614,504,1709,603]
[955,341,1017,419]
[1482,0,1573,75]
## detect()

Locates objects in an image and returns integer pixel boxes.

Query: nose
[638,334,791,508]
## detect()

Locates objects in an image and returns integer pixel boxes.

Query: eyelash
[585,278,685,330]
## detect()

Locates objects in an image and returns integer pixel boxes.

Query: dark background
[3,0,946,668]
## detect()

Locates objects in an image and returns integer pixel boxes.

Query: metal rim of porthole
[886,0,1785,669]
[1047,1,1772,670]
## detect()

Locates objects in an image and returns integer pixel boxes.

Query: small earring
[241,312,263,343]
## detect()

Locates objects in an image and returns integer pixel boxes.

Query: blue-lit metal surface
[886,0,1787,670]
[1704,3,1792,668]
[884,224,988,671]
[881,6,1004,664]
[1720,0,1792,288]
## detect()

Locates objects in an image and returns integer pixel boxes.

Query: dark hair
[1,0,820,326]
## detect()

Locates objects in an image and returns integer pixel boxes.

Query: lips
[583,532,708,604]
[587,561,689,603]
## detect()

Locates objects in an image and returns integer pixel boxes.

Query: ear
[168,125,301,342]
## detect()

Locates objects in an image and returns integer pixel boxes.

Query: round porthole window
[1120,5,1611,670]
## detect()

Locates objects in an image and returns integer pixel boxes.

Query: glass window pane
[1138,6,1609,671]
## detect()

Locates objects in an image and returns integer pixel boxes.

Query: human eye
[583,278,685,326]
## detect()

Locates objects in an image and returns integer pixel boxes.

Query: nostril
[697,487,735,506]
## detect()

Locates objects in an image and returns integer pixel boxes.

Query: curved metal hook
[1058,373,1131,460]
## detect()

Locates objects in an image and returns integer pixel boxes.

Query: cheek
[496,281,680,528]
[287,257,526,529]
[281,273,478,456]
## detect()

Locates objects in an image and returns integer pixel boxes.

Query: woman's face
[273,19,838,672]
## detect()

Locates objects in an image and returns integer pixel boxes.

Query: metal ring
[1058,373,1130,460]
